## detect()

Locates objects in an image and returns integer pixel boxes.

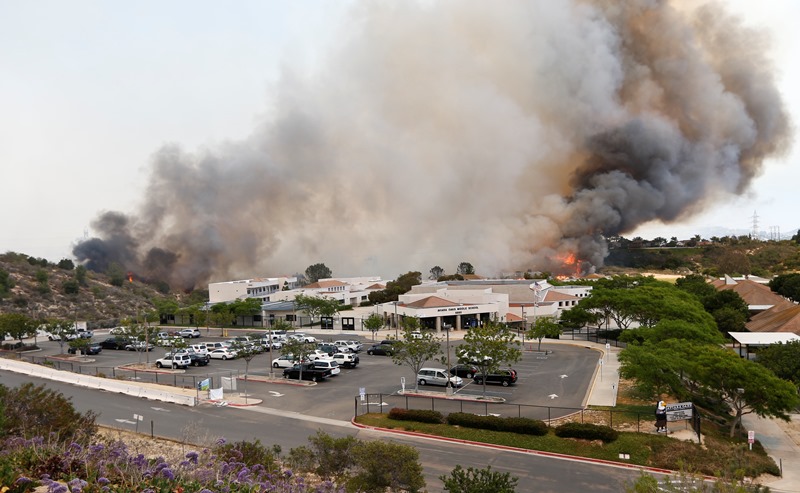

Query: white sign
[748,431,755,444]
[359,387,366,401]
[133,414,143,421]
[665,401,694,422]
[605,343,610,350]
[401,377,406,393]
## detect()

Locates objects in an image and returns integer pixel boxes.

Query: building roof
[259,301,297,312]
[505,312,524,322]
[542,290,577,302]
[366,283,385,290]
[710,277,785,308]
[729,332,800,346]
[405,296,462,309]
[745,300,800,334]
[305,280,348,289]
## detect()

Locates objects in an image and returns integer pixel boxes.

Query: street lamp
[393,301,399,339]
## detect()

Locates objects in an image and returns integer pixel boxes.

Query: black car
[68,342,102,355]
[317,344,338,356]
[473,369,518,386]
[166,350,209,367]
[366,343,394,356]
[283,363,331,382]
[99,337,130,350]
[449,364,479,378]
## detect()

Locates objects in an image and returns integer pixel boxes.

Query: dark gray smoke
[73,0,791,288]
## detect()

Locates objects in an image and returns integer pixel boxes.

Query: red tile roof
[405,296,462,308]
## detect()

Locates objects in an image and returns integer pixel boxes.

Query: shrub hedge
[554,422,619,443]
[388,407,444,424]
[446,412,548,436]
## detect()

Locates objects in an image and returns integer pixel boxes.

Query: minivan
[417,368,463,387]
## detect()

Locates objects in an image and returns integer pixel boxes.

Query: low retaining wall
[0,357,196,407]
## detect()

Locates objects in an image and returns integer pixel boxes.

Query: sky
[1,1,798,283]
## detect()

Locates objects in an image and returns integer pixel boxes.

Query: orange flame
[127,272,134,283]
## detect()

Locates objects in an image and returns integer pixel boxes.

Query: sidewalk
[742,413,800,493]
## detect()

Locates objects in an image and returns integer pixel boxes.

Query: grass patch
[355,413,779,479]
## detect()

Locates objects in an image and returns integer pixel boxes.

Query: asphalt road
[0,370,644,492]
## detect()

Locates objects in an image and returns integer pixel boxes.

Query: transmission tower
[751,211,760,240]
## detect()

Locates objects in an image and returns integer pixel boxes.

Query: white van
[417,368,463,387]
[189,344,209,356]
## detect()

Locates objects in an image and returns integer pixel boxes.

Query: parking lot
[29,330,600,421]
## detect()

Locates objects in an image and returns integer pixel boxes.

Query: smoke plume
[73,0,791,289]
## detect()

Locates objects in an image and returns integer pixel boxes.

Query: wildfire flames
[127,272,134,283]
[553,252,583,280]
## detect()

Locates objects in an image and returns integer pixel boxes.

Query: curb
[397,390,505,403]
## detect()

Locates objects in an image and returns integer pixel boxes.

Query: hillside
[0,251,183,328]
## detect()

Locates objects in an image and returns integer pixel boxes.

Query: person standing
[655,401,668,432]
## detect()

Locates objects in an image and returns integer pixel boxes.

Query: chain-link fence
[355,393,660,432]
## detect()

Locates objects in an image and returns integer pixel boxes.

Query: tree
[0,267,14,298]
[0,382,98,444]
[280,338,315,381]
[391,326,442,391]
[232,342,260,404]
[107,262,126,287]
[228,298,263,325]
[456,262,475,275]
[57,258,75,270]
[769,273,800,302]
[40,318,78,354]
[757,340,800,387]
[440,465,518,493]
[294,294,339,325]
[369,271,422,304]
[348,440,425,493]
[74,264,88,285]
[363,313,384,341]
[558,305,601,329]
[675,274,717,299]
[0,313,35,347]
[305,263,332,284]
[62,279,79,295]
[457,320,522,397]
[620,340,799,436]
[35,268,49,294]
[529,316,562,351]
[429,265,445,280]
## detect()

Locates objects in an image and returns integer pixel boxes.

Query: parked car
[189,344,209,356]
[417,368,463,387]
[366,343,394,356]
[449,364,480,378]
[166,349,209,366]
[68,342,102,355]
[331,352,359,369]
[99,337,130,350]
[317,343,339,356]
[473,369,518,386]
[124,341,155,352]
[208,348,238,360]
[178,328,201,338]
[272,355,297,368]
[283,363,331,382]
[333,340,362,352]
[409,331,422,340]
[306,349,331,361]
[156,334,183,347]
[109,326,128,335]
[155,353,191,369]
[379,339,398,346]
[312,359,341,376]
[288,333,317,343]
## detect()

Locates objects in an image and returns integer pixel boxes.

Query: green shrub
[389,407,444,424]
[446,412,548,435]
[554,422,619,443]
[213,438,281,471]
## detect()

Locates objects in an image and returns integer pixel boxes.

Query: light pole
[393,301,399,339]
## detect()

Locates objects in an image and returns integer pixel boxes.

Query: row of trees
[558,274,799,437]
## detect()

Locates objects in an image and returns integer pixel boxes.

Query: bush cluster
[388,407,444,424]
[446,413,548,436]
[554,422,619,442]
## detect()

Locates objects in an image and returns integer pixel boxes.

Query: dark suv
[473,369,518,386]
[449,364,479,378]
[99,337,130,350]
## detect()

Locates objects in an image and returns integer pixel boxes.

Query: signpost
[748,430,755,450]
[664,401,701,444]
